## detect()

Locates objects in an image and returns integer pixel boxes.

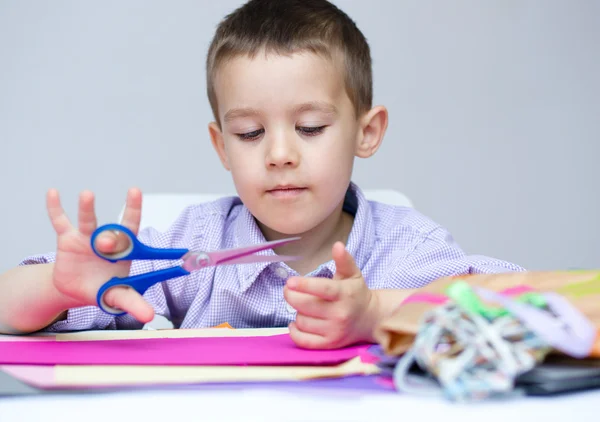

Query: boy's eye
[297,126,326,136]
[235,126,326,141]
[236,129,264,141]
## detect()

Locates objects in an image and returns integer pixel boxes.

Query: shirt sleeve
[385,226,525,289]
[18,227,170,332]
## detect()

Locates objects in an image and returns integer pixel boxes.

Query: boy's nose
[265,136,300,169]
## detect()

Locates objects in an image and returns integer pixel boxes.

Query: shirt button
[275,266,289,279]
[286,302,296,314]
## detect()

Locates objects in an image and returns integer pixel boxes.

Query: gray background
[0,0,598,273]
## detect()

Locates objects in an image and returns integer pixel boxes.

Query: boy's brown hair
[206,0,372,126]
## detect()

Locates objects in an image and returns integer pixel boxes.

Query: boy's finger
[288,322,330,350]
[46,189,73,236]
[294,314,329,336]
[93,231,132,255]
[332,242,360,280]
[283,287,328,318]
[77,190,97,236]
[102,287,155,324]
[120,188,143,235]
[286,276,340,301]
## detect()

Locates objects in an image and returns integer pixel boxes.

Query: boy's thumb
[332,242,360,280]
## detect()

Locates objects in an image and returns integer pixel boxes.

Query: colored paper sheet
[0,334,370,366]
[0,357,379,389]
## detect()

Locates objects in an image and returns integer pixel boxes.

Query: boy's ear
[208,122,230,171]
[355,105,388,158]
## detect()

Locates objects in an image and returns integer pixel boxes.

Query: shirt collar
[233,181,376,292]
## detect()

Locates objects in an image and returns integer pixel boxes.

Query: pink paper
[358,349,380,364]
[501,285,536,295]
[401,293,448,306]
[0,334,369,366]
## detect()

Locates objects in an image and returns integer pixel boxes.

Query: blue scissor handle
[91,223,190,315]
[90,223,188,262]
[97,267,190,316]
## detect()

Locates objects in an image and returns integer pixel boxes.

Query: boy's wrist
[366,288,418,343]
[3,263,78,334]
[364,289,383,343]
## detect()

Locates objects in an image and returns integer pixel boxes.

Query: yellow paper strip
[53,357,379,386]
[557,274,600,298]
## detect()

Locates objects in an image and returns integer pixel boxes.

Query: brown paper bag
[374,270,600,357]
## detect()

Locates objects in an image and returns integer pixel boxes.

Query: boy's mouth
[266,185,307,198]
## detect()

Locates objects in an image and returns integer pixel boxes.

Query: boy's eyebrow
[293,101,338,115]
[223,101,338,123]
[223,107,262,123]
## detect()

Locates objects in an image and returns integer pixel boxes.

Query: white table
[1,385,599,422]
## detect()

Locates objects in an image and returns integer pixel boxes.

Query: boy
[0,0,523,349]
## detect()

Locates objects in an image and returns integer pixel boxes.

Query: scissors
[90,223,301,316]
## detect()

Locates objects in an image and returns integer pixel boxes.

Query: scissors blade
[181,237,301,271]
[207,236,301,266]
[214,254,299,266]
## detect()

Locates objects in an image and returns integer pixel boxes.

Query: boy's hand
[46,188,154,323]
[283,242,378,349]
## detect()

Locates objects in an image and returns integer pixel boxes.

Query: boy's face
[209,51,380,236]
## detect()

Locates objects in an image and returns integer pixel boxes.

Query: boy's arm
[0,263,76,334]
[286,218,525,349]
[383,226,524,289]
[0,196,220,336]
[366,226,525,338]
[0,257,172,335]
[0,250,173,335]
[0,189,193,335]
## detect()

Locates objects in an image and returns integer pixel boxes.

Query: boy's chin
[256,213,323,236]
[261,219,312,236]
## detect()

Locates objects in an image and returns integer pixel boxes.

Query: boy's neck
[257,203,354,276]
